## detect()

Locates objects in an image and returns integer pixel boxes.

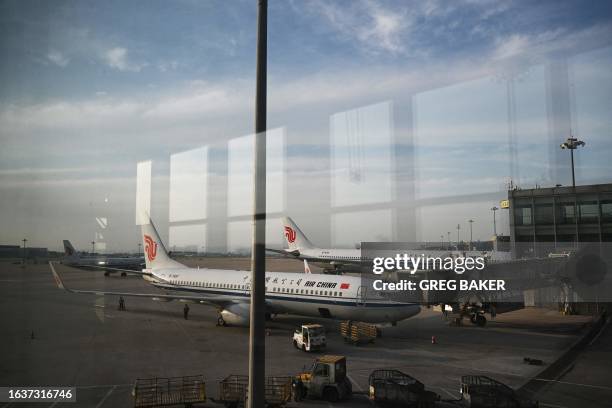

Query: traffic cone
[431,335,436,344]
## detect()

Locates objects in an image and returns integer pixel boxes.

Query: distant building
[0,244,48,260]
[509,183,612,258]
[0,245,21,258]
[508,183,612,314]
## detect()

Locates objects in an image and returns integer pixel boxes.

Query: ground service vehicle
[340,320,378,345]
[293,324,326,352]
[133,375,206,408]
[293,355,352,402]
[460,376,538,408]
[368,369,439,407]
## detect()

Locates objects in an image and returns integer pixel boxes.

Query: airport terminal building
[509,183,612,258]
[508,183,612,314]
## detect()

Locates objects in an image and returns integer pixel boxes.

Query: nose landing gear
[470,312,487,327]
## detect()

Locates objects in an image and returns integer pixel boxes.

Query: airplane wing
[265,248,300,257]
[68,264,150,275]
[49,262,242,308]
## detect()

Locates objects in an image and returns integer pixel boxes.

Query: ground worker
[183,304,190,320]
[119,296,126,311]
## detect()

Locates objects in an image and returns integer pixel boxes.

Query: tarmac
[0,257,609,407]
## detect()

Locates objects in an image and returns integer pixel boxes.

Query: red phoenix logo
[340,283,350,289]
[144,234,157,261]
[284,226,296,244]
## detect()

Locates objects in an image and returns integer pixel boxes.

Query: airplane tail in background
[282,216,315,251]
[140,219,185,270]
[63,240,78,258]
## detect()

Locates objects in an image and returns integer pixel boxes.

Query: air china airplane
[271,217,481,274]
[62,240,145,274]
[50,221,420,326]
[267,217,366,273]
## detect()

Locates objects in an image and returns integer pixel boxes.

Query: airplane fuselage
[63,255,145,269]
[148,267,420,324]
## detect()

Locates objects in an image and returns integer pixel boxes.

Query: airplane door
[356,286,366,307]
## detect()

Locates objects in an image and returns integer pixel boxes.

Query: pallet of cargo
[217,374,291,408]
[133,375,206,408]
[340,320,377,345]
[460,375,538,408]
[368,369,438,407]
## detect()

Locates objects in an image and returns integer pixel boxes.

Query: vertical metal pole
[22,238,27,265]
[493,210,497,236]
[469,220,473,250]
[248,1,267,407]
[570,147,575,188]
[456,224,460,247]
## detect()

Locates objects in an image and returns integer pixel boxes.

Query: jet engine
[220,303,250,326]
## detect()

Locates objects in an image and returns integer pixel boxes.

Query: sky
[1,0,612,252]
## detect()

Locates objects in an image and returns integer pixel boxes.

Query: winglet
[49,261,68,291]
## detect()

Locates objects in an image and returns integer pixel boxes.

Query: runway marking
[75,384,133,389]
[539,403,568,408]
[347,373,375,405]
[533,378,612,391]
[47,402,58,408]
[588,316,610,346]
[347,374,364,392]
[433,386,459,399]
[95,385,116,408]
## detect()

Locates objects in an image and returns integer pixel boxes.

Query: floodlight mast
[248,1,267,408]
[491,206,498,237]
[560,137,585,188]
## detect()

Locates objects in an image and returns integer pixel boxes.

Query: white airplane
[62,240,145,274]
[267,217,366,273]
[50,221,420,326]
[271,216,482,274]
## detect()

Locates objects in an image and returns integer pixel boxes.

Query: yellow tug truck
[292,355,352,402]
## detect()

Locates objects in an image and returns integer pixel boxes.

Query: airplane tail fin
[303,259,312,274]
[63,240,78,257]
[140,218,185,270]
[282,216,315,251]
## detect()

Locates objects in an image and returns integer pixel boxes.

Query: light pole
[456,224,461,248]
[91,241,95,255]
[447,231,451,250]
[440,235,444,249]
[138,242,142,256]
[468,219,474,250]
[491,206,499,236]
[560,137,585,188]
[22,238,27,265]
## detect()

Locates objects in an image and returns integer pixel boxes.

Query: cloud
[158,60,180,72]
[310,0,409,55]
[47,50,70,67]
[493,34,531,60]
[102,47,145,72]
